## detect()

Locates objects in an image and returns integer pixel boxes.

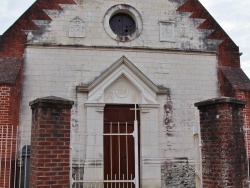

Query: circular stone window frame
[103,4,143,42]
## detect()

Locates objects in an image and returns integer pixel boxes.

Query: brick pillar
[29,96,74,188]
[195,97,248,188]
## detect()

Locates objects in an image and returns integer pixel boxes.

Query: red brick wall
[0,86,12,125]
[0,83,21,187]
[195,98,248,188]
[0,85,19,187]
[0,66,22,187]
[0,85,12,186]
[217,71,250,157]
[0,71,22,125]
[0,84,22,126]
[29,97,73,188]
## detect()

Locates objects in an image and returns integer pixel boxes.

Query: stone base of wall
[161,158,195,188]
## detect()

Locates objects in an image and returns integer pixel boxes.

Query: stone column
[29,96,74,188]
[195,97,248,188]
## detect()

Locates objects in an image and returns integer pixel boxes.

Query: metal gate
[103,121,137,188]
[71,104,140,188]
[0,125,30,188]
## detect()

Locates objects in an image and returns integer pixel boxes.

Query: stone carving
[159,21,175,42]
[69,17,85,38]
[116,84,129,98]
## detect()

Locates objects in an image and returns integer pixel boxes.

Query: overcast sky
[0,0,249,77]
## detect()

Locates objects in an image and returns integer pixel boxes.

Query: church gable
[1,1,250,188]
[9,0,226,53]
[0,0,240,55]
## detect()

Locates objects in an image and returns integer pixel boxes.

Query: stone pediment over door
[77,56,169,104]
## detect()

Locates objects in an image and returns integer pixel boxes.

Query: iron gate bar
[110,122,112,186]
[0,125,30,188]
[104,121,136,187]
[73,180,135,183]
[103,133,133,136]
[134,104,139,188]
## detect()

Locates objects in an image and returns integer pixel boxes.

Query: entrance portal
[103,104,140,188]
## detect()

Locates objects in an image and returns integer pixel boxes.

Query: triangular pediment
[77,56,168,104]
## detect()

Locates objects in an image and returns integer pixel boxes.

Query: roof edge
[177,0,241,67]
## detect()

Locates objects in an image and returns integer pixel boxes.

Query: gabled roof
[178,0,232,42]
[0,58,22,85]
[2,0,76,36]
[220,67,250,91]
[0,0,76,57]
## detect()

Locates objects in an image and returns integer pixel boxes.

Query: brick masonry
[236,91,250,156]
[29,96,74,188]
[0,86,12,187]
[218,67,250,157]
[0,60,22,187]
[195,97,248,188]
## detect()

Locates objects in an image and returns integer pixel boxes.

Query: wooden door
[104,104,140,188]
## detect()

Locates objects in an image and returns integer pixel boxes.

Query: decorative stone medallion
[116,84,129,98]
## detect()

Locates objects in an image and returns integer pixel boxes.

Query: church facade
[1,0,250,187]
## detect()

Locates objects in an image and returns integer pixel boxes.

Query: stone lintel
[194,97,246,107]
[29,96,74,109]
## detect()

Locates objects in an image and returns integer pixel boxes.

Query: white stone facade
[20,0,220,187]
